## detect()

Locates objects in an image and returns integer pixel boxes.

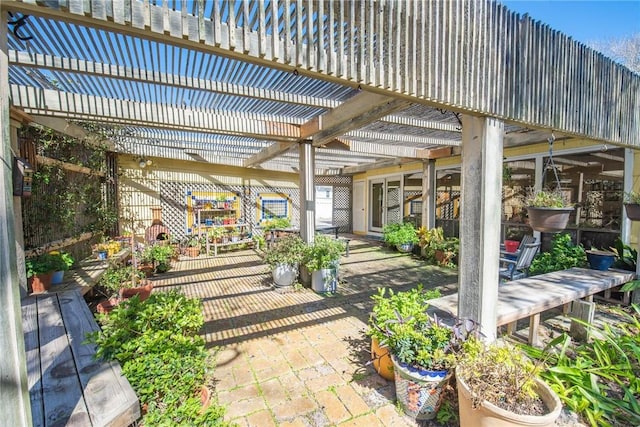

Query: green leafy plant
[303,234,345,271]
[99,263,146,294]
[367,285,441,343]
[25,252,68,277]
[262,234,307,268]
[611,238,637,271]
[368,286,471,371]
[383,222,419,247]
[261,217,291,231]
[526,189,571,208]
[623,191,640,204]
[529,233,587,275]
[87,291,230,426]
[522,306,640,426]
[418,226,445,260]
[143,244,174,273]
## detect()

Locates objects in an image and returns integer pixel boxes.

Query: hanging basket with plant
[623,191,640,221]
[526,135,574,233]
[526,190,574,233]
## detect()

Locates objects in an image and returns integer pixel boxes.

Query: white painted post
[533,156,543,242]
[621,148,634,244]
[458,115,504,341]
[0,20,32,426]
[421,159,436,230]
[299,141,315,243]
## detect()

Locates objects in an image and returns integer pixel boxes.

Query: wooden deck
[22,289,139,427]
[428,267,635,345]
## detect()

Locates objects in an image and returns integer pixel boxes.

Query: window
[261,199,288,219]
[410,200,422,215]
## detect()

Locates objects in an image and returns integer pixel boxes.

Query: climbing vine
[20,125,117,250]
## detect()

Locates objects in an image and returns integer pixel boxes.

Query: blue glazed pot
[51,270,65,285]
[586,250,615,271]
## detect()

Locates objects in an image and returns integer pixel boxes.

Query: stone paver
[154,236,592,426]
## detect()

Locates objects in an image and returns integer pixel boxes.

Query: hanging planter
[624,203,640,221]
[525,135,574,233]
[526,204,574,233]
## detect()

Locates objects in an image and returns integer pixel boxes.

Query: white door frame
[368,175,403,233]
[352,180,366,233]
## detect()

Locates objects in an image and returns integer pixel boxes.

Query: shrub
[26,252,68,277]
[263,234,307,268]
[303,234,345,271]
[382,222,419,247]
[522,305,640,426]
[88,291,230,426]
[529,233,587,275]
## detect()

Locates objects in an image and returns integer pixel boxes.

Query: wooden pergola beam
[11,85,301,142]
[30,115,115,150]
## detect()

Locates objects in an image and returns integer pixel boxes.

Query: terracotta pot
[96,297,120,314]
[185,246,200,257]
[28,272,53,294]
[138,263,155,277]
[456,375,562,427]
[371,337,394,381]
[526,206,574,233]
[120,282,154,301]
[199,386,211,413]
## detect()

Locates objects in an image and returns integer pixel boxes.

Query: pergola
[1,1,639,423]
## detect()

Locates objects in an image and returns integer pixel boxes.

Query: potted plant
[303,234,345,293]
[49,251,74,285]
[526,190,574,232]
[96,263,153,314]
[263,233,306,288]
[143,244,174,273]
[456,338,562,427]
[207,227,226,244]
[585,249,616,271]
[623,191,640,221]
[367,286,441,381]
[261,217,292,242]
[383,222,419,252]
[432,237,459,267]
[374,289,473,421]
[183,235,202,257]
[26,252,67,293]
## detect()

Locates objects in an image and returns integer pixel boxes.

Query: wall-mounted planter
[624,203,640,221]
[526,207,574,233]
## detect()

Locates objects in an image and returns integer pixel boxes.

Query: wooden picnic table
[22,289,139,426]
[427,267,635,346]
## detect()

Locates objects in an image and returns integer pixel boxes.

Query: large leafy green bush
[382,222,419,247]
[88,291,230,426]
[522,305,640,427]
[529,233,587,275]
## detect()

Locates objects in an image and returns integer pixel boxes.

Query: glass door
[370,180,384,231]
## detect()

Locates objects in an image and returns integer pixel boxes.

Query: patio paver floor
[149,236,593,426]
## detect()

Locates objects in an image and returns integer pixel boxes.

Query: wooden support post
[458,115,503,341]
[528,313,541,347]
[506,321,517,336]
[299,141,315,244]
[0,20,32,426]
[562,302,571,315]
[570,300,595,342]
[421,159,436,230]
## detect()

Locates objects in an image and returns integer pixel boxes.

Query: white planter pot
[311,261,339,293]
[272,263,298,287]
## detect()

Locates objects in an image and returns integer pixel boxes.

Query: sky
[501,0,640,45]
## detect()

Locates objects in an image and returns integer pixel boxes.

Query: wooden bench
[22,288,140,427]
[428,267,635,346]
